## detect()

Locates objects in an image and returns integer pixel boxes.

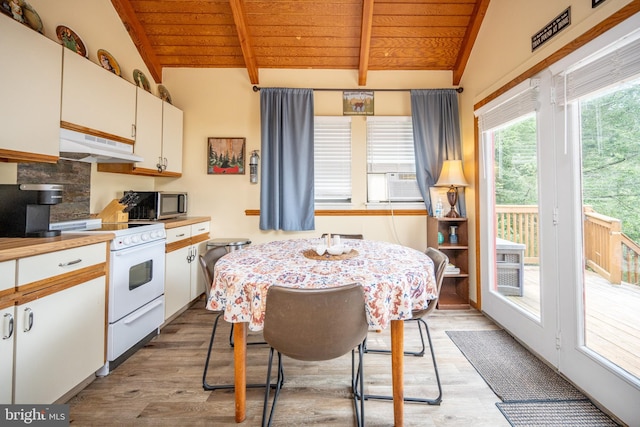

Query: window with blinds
[314,116,352,203]
[366,116,422,202]
[366,116,415,172]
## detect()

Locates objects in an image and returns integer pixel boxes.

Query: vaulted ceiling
[111,0,490,86]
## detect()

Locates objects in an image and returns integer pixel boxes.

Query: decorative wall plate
[158,85,172,104]
[97,49,120,76]
[56,25,87,57]
[133,69,151,93]
[1,0,43,34]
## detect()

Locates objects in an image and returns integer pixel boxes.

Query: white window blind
[366,116,415,173]
[477,81,540,132]
[314,116,352,202]
[554,34,640,104]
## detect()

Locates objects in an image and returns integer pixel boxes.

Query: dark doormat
[496,400,618,427]
[446,330,619,426]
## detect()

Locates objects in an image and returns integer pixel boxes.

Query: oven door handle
[123,298,163,325]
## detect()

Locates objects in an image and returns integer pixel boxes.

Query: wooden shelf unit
[427,216,469,309]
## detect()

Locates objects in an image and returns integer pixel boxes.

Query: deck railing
[495,205,539,264]
[495,205,640,285]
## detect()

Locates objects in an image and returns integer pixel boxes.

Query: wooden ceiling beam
[358,0,374,86]
[111,0,163,83]
[229,0,260,84]
[452,0,490,85]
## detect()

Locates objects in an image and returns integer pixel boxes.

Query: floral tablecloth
[207,238,436,331]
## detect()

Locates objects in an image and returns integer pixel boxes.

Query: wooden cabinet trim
[16,263,107,304]
[60,121,134,146]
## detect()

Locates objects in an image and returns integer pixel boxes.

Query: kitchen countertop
[0,233,114,262]
[154,216,211,229]
[0,217,211,261]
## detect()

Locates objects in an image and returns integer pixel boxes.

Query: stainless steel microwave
[125,191,187,220]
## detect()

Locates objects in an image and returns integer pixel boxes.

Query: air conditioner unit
[386,172,423,201]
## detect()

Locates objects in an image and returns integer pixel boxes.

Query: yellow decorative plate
[97,49,121,76]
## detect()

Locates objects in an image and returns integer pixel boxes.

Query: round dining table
[207,237,437,426]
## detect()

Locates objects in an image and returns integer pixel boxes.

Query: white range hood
[59,128,144,163]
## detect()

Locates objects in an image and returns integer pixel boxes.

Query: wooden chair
[261,284,368,427]
[363,247,448,405]
[199,247,268,392]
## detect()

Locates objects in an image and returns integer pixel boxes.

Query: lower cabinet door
[0,305,15,404]
[14,278,106,404]
[165,247,191,320]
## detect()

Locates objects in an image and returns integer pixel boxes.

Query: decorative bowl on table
[327,245,344,256]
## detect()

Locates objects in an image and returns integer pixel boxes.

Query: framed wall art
[343,91,374,115]
[207,137,246,175]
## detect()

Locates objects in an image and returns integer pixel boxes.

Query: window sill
[245,206,427,217]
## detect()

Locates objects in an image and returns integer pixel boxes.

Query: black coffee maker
[0,184,63,237]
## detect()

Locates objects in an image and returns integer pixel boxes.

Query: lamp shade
[435,160,468,187]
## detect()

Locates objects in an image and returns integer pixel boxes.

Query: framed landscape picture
[207,137,246,174]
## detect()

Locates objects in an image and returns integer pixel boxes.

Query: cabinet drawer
[166,225,190,244]
[191,221,210,236]
[0,260,16,293]
[17,243,106,286]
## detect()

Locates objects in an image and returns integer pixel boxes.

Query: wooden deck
[504,266,640,379]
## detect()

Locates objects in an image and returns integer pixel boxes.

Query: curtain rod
[252,85,463,93]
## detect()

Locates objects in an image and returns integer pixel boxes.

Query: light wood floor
[67,303,510,426]
[506,266,640,379]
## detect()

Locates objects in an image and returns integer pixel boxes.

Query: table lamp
[435,159,468,218]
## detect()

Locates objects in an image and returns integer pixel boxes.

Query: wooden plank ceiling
[111,0,490,86]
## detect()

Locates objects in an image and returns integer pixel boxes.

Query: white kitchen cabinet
[164,221,209,320]
[99,93,184,177]
[132,88,163,172]
[0,260,16,404]
[0,15,61,162]
[14,277,106,404]
[4,242,108,404]
[165,244,191,320]
[161,101,184,175]
[61,47,136,142]
[0,304,15,404]
[0,260,15,294]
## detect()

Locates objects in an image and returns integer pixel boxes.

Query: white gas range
[51,219,166,376]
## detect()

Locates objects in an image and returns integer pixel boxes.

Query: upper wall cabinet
[99,90,183,177]
[133,88,163,172]
[161,101,184,175]
[0,16,61,163]
[60,48,136,144]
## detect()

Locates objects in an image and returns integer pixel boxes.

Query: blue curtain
[410,89,465,216]
[259,88,315,231]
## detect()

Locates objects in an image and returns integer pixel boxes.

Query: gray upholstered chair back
[198,246,228,301]
[263,283,368,362]
[412,247,448,318]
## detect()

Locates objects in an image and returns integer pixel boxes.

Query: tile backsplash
[17,160,91,222]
